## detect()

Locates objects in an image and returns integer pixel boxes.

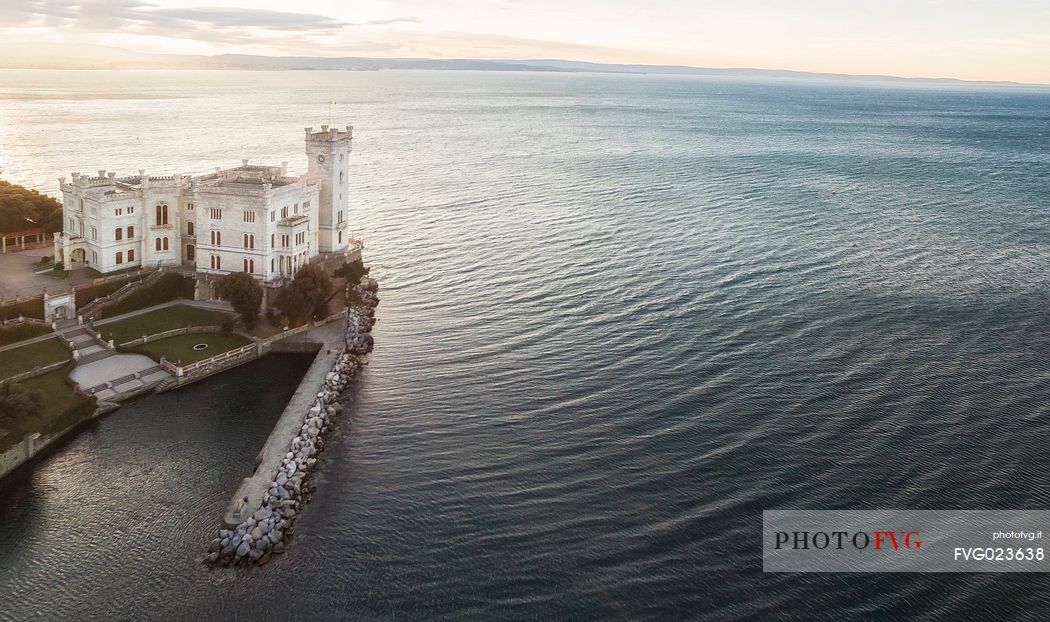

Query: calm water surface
[1,70,1050,620]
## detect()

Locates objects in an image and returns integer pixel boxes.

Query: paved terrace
[64,300,235,400]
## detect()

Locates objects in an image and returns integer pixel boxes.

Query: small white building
[54,125,354,280]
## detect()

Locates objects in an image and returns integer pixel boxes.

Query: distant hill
[0,44,1044,88]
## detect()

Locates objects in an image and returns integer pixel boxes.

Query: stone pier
[222,321,345,527]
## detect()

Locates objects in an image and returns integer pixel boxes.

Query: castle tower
[305,125,353,252]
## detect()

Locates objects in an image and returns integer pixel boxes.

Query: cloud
[350,16,424,26]
[0,2,420,45]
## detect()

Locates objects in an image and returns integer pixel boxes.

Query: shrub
[0,382,44,430]
[274,264,333,326]
[333,258,369,285]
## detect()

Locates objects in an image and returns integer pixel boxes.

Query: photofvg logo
[775,530,922,552]
[763,510,1050,573]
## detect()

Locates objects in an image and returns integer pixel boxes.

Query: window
[243,211,256,223]
[128,206,134,214]
[294,203,299,215]
[211,231,221,246]
[127,225,134,238]
[271,258,275,273]
[115,208,123,216]
[156,204,169,225]
[91,226,97,241]
[339,171,344,184]
[338,210,343,224]
[79,199,84,211]
[187,202,194,211]
[210,208,222,220]
[187,245,195,261]
[243,259,255,273]
[271,234,275,248]
[303,200,310,210]
[115,228,123,241]
[210,255,221,270]
[163,237,169,251]
[155,237,162,251]
[243,234,254,249]
[270,211,275,222]
[281,206,288,219]
[186,222,193,236]
[128,249,135,262]
[116,251,124,264]
[339,231,343,244]
[282,234,289,248]
[91,250,97,263]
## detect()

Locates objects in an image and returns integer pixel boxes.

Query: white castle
[54,125,354,279]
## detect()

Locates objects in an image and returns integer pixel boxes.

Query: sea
[1,69,1049,620]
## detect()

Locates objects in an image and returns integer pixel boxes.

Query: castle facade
[54,125,354,279]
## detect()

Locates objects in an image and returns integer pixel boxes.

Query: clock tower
[305,124,353,252]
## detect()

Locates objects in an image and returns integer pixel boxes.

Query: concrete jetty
[222,321,345,527]
[206,277,379,566]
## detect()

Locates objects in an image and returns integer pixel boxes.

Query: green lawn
[1,365,95,453]
[0,322,52,347]
[99,305,233,345]
[0,337,72,380]
[129,333,252,366]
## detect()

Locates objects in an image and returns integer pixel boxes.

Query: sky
[1,0,1049,83]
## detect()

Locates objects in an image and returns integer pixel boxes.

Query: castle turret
[304,125,353,252]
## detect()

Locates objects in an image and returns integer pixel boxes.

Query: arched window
[128,249,135,262]
[187,245,195,261]
[243,258,249,272]
[127,226,134,238]
[162,237,169,251]
[338,231,343,244]
[271,234,275,247]
[116,251,124,264]
[187,222,194,236]
[156,203,168,226]
[155,237,162,251]
[271,258,275,273]
[115,228,123,241]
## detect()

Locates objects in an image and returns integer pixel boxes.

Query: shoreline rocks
[206,277,379,567]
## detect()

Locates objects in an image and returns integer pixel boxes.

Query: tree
[333,258,369,285]
[216,272,263,329]
[0,179,63,234]
[274,263,334,326]
[0,382,44,430]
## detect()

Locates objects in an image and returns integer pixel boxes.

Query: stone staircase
[59,324,115,365]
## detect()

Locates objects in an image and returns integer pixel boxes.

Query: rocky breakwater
[205,277,380,567]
